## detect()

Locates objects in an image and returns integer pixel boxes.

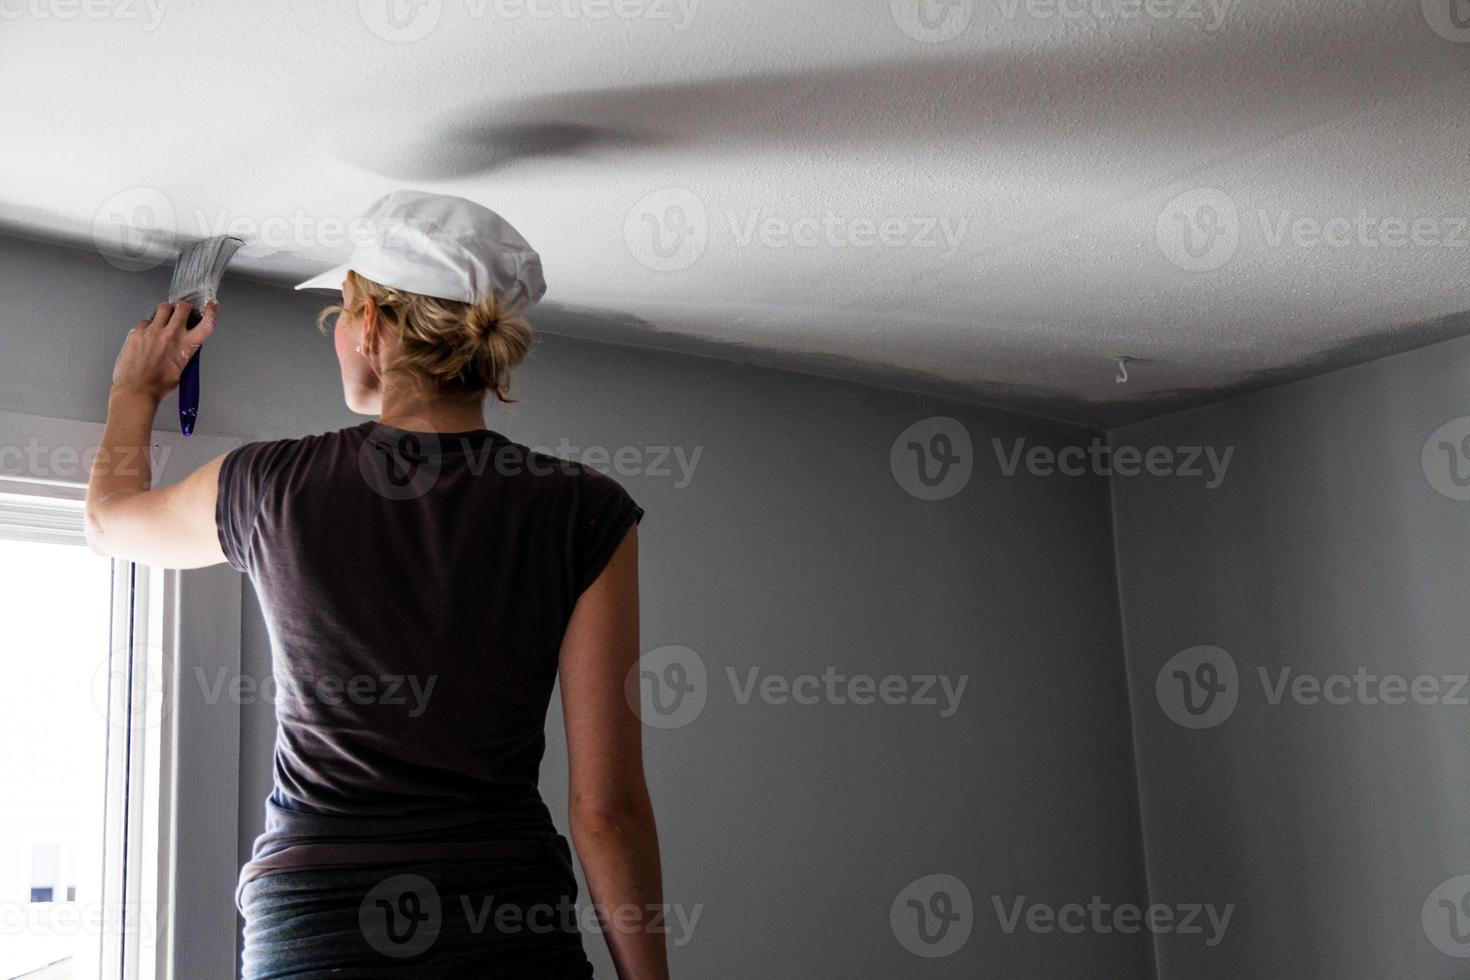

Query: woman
[85,191,669,978]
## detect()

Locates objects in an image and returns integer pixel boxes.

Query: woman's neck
[375,387,489,433]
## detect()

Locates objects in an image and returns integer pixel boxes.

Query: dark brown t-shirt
[217,420,642,911]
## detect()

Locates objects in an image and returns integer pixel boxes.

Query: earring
[355,345,362,353]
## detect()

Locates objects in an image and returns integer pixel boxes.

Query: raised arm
[85,300,230,569]
[558,524,669,980]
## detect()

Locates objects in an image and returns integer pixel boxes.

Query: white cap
[294,190,546,308]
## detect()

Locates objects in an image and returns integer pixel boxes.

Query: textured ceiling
[1,0,1467,426]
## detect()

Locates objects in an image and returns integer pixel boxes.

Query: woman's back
[222,420,643,906]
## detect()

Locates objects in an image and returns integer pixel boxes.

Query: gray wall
[0,233,1151,977]
[1111,335,1470,978]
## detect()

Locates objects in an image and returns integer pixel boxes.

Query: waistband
[235,836,570,916]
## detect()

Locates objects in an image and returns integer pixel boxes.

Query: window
[0,485,156,980]
[0,411,242,980]
[0,492,114,978]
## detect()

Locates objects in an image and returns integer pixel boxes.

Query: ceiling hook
[1114,356,1133,385]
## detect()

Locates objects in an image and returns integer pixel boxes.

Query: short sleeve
[215,439,294,573]
[571,467,644,596]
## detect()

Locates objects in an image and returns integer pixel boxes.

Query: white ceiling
[1,0,1467,426]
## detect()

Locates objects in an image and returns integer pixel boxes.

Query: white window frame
[0,408,242,980]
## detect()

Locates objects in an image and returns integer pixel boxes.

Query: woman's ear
[360,297,380,363]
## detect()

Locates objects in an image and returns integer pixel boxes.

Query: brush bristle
[167,236,245,304]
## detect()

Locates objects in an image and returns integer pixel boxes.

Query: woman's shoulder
[508,440,628,489]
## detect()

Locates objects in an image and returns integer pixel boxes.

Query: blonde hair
[317,269,534,404]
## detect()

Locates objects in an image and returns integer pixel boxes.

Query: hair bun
[466,297,502,340]
[464,291,534,395]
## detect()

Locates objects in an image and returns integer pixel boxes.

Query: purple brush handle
[179,308,203,437]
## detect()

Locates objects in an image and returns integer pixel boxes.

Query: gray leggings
[239,839,595,978]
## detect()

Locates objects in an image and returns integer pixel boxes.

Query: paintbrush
[167,236,243,437]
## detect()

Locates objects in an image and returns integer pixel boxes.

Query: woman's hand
[111,300,218,402]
